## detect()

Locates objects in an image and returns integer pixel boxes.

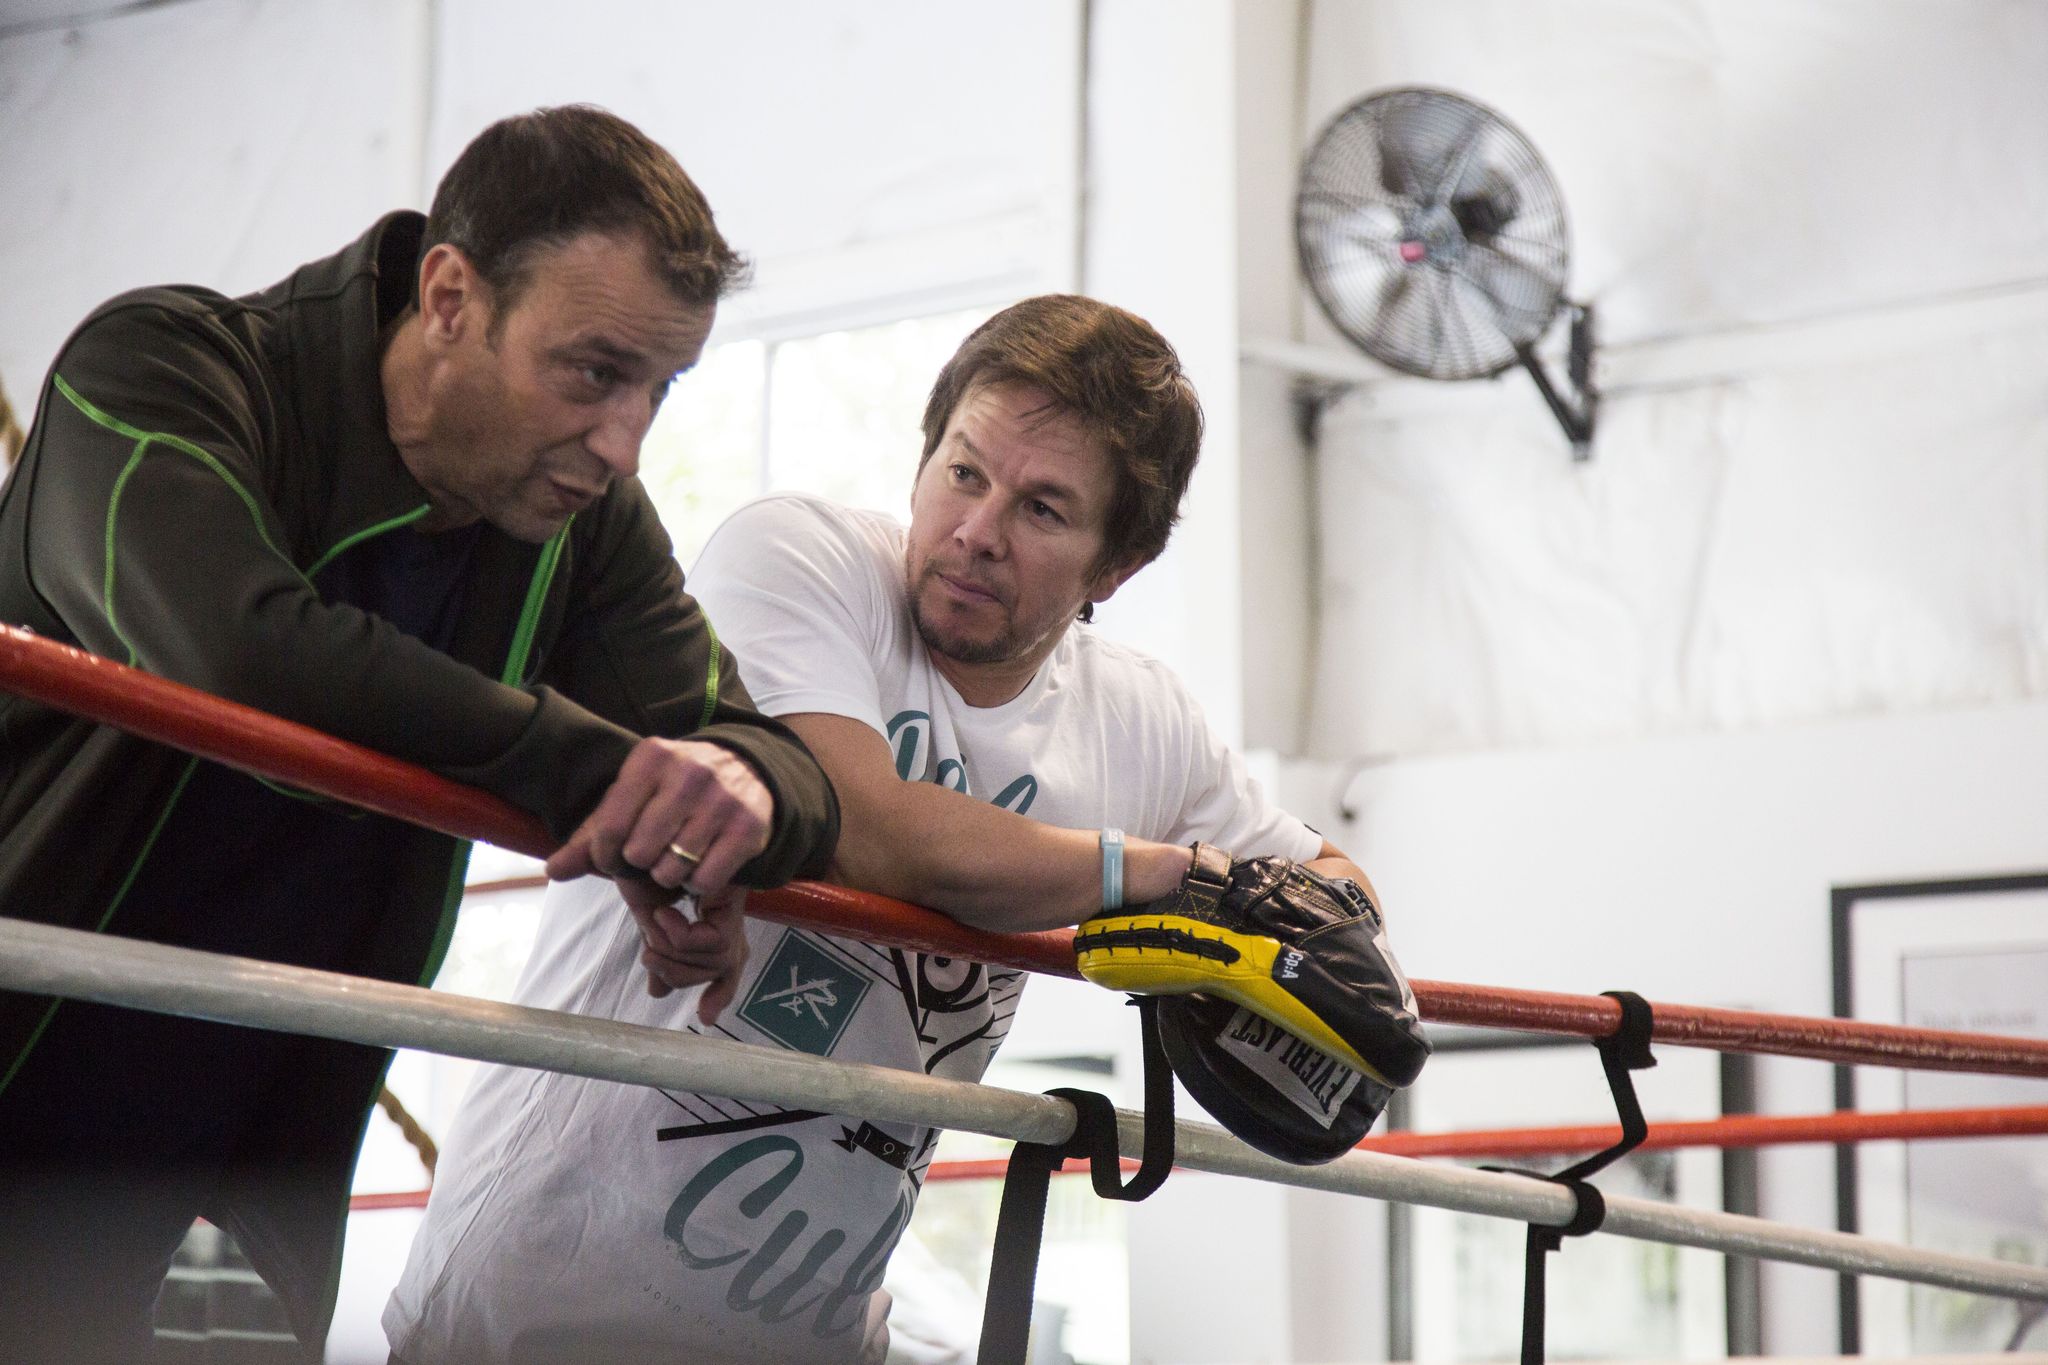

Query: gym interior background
[2,1,2045,1361]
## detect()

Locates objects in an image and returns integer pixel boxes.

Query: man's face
[409,232,715,542]
[904,383,1139,689]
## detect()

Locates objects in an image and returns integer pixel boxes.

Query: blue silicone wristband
[1100,828,1125,910]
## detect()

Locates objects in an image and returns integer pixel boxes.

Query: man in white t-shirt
[385,295,1388,1364]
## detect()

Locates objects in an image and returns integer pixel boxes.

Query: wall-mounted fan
[1296,87,1596,458]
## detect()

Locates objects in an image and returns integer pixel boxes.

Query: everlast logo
[1224,1010,1354,1117]
[1277,949,1305,980]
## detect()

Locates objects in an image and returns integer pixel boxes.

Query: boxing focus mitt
[1154,993,1394,1164]
[1075,845,1429,1088]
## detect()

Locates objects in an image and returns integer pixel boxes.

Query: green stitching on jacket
[305,503,435,580]
[699,617,721,728]
[102,445,150,664]
[58,373,291,663]
[57,372,287,564]
[503,523,570,686]
[0,756,201,1099]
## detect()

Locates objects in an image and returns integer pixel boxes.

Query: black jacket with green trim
[0,212,839,1344]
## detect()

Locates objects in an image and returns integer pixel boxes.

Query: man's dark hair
[918,295,1203,575]
[423,104,747,317]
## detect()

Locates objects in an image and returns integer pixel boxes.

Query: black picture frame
[1830,871,2048,1354]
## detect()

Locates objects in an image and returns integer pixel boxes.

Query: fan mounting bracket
[1517,302,1598,461]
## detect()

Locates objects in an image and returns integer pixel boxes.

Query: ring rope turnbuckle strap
[1483,989,1658,1365]
[977,996,1175,1365]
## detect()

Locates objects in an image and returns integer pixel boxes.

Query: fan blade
[1317,246,1410,343]
[1425,266,1507,378]
[1375,267,1418,324]
[1453,239,1565,342]
[1300,198,1407,256]
[1362,262,1453,376]
[1377,97,1489,208]
[1297,183,1388,220]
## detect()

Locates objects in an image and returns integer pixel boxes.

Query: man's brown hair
[919,295,1203,574]
[423,104,747,316]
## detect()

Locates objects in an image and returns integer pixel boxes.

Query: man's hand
[545,738,772,897]
[622,880,750,1020]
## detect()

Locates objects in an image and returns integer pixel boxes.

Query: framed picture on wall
[1386,1029,1760,1362]
[1832,873,2048,1354]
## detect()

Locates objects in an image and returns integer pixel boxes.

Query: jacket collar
[247,211,438,558]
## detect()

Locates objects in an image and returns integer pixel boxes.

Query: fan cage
[1296,87,1571,382]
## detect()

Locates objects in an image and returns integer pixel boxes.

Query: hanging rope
[374,1085,439,1179]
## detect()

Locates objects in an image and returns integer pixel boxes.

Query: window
[642,305,998,565]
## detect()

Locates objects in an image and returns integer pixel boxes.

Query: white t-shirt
[385,494,1319,1364]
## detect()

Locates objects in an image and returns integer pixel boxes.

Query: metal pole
[1,918,2043,1305]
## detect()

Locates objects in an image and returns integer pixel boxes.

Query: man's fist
[546,737,772,898]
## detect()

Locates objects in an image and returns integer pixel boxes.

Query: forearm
[829,777,1191,933]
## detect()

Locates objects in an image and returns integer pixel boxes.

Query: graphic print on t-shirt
[738,929,872,1056]
[637,686,1050,1350]
[883,709,1038,815]
[652,936,1028,1148]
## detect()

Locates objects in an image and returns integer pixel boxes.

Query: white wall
[0,0,428,405]
[1081,0,1248,747]
[1251,6,2048,1354]
[1301,0,2048,349]
[1235,0,1319,757]
[1309,310,2048,756]
[1288,1,2048,755]
[1278,698,2048,1353]
[425,0,1081,341]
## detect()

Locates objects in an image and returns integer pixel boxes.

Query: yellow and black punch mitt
[1075,845,1429,1089]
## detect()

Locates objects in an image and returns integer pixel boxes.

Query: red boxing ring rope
[5,623,2047,1079]
[345,1102,2048,1212]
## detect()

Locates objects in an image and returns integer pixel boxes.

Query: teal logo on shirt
[886,711,931,782]
[738,931,871,1056]
[884,709,1038,813]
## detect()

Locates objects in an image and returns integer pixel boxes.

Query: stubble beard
[907,564,1016,666]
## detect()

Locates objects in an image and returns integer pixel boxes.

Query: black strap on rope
[1483,989,1657,1365]
[977,995,1175,1365]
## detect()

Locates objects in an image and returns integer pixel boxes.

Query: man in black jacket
[0,105,838,1361]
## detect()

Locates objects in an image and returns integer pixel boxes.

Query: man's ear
[416,243,488,344]
[1087,553,1148,607]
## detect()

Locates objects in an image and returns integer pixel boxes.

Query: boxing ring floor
[3,623,2047,1356]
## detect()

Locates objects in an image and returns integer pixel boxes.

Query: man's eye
[578,363,621,388]
[1029,500,1065,525]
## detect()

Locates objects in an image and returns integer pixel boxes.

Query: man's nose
[587,390,654,480]
[954,498,1007,557]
